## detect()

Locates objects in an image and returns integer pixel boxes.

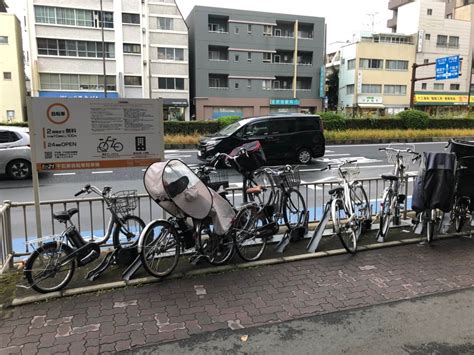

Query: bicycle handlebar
[74,184,109,198]
[380,147,418,154]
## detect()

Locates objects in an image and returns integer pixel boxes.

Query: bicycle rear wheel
[233,205,268,262]
[378,190,394,240]
[24,242,75,294]
[139,220,180,278]
[282,188,306,230]
[332,199,357,254]
[197,221,234,265]
[351,182,371,232]
[243,169,275,208]
[113,215,146,248]
[426,210,437,244]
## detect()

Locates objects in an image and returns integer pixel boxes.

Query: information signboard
[435,55,461,80]
[27,98,164,172]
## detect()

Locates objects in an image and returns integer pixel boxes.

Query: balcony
[274,21,294,38]
[388,0,414,10]
[298,23,314,39]
[272,50,293,64]
[208,15,229,33]
[296,77,312,91]
[209,74,228,89]
[273,76,293,90]
[298,51,313,65]
[208,46,228,61]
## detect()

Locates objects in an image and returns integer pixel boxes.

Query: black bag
[412,152,456,213]
[448,139,474,160]
[229,140,267,173]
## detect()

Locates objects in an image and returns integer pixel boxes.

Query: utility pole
[100,0,107,98]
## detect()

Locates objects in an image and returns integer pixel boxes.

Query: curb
[164,136,474,150]
[1,232,468,310]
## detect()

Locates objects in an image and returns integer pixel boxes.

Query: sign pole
[26,98,43,240]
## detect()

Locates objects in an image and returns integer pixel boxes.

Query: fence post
[3,201,14,270]
[403,177,409,220]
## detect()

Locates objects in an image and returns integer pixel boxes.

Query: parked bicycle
[23,185,145,293]
[377,145,420,242]
[307,160,371,254]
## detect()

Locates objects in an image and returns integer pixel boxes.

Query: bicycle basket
[111,190,138,215]
[335,163,359,182]
[280,166,301,188]
[386,144,416,166]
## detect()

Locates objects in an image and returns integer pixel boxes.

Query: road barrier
[0,175,414,272]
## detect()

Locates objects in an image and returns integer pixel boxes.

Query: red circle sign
[47,103,70,125]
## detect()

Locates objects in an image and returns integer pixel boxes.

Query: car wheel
[296,148,312,165]
[7,159,32,180]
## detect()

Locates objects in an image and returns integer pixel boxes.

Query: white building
[26,0,190,120]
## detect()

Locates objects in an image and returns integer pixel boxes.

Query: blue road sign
[436,55,460,80]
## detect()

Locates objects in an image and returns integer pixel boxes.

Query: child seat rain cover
[144,160,235,235]
[229,140,266,173]
[412,152,456,213]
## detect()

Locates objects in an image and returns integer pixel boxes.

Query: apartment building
[387,0,472,108]
[0,2,27,122]
[187,6,325,120]
[338,33,416,115]
[26,0,190,120]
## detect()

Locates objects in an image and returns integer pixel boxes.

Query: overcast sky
[176,0,392,45]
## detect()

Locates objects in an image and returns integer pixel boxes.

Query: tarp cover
[144,160,235,234]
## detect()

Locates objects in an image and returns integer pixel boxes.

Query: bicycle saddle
[381,174,398,181]
[53,208,79,222]
[328,187,344,195]
[246,185,263,194]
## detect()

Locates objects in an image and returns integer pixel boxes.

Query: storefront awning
[358,103,385,109]
[163,99,188,107]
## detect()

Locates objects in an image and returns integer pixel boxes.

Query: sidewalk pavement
[1,236,474,354]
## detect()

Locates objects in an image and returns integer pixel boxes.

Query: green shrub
[217,116,241,128]
[397,109,430,129]
[319,112,347,131]
[1,122,28,127]
[164,121,221,135]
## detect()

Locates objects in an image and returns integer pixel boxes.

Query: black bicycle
[23,185,145,293]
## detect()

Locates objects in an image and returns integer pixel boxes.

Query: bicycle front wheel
[139,220,180,278]
[332,199,357,254]
[233,205,268,262]
[197,221,234,266]
[24,242,75,294]
[351,183,370,224]
[243,169,275,208]
[378,190,394,240]
[282,188,306,230]
[113,215,146,249]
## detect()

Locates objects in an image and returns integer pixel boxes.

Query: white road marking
[91,170,113,174]
[165,150,198,153]
[54,172,76,176]
[329,141,447,148]
[358,164,393,169]
[165,154,192,158]
[324,153,351,157]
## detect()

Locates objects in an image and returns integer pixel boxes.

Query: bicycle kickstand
[86,249,117,281]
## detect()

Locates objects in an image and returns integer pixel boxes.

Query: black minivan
[198,114,325,164]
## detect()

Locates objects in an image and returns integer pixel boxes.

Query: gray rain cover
[144,160,235,235]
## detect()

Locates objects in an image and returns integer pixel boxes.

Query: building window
[247,79,251,88]
[123,43,141,54]
[0,36,7,44]
[40,73,116,91]
[157,17,173,30]
[448,36,459,48]
[124,76,142,86]
[346,84,354,94]
[423,59,429,64]
[235,54,239,62]
[34,6,112,28]
[262,79,271,90]
[248,24,252,33]
[361,84,382,94]
[359,58,383,69]
[263,25,272,36]
[385,60,409,70]
[347,59,355,70]
[248,52,252,62]
[425,33,431,40]
[263,52,271,63]
[209,74,228,88]
[427,8,433,15]
[3,72,12,80]
[38,38,114,58]
[235,26,239,34]
[235,82,239,89]
[158,77,185,90]
[208,46,228,60]
[384,85,407,95]
[158,47,184,61]
[6,110,15,121]
[434,83,444,90]
[122,13,140,24]
[422,83,427,90]
[436,35,448,47]
[450,83,460,90]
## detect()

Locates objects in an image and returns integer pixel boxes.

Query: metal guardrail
[0,176,415,271]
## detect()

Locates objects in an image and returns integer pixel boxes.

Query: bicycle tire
[455,214,466,233]
[112,215,146,249]
[197,220,234,266]
[378,190,394,240]
[233,205,267,262]
[243,169,275,208]
[426,210,436,244]
[24,242,75,294]
[114,142,124,152]
[453,198,468,233]
[97,142,108,152]
[351,183,371,224]
[139,220,180,278]
[332,199,357,254]
[282,188,306,230]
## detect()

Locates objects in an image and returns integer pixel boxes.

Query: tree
[326,65,339,111]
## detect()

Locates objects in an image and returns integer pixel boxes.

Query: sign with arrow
[435,55,461,80]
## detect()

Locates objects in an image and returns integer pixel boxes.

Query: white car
[0,125,32,180]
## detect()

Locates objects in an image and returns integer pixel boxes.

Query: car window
[244,121,268,137]
[268,119,294,134]
[0,131,20,143]
[297,117,319,132]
